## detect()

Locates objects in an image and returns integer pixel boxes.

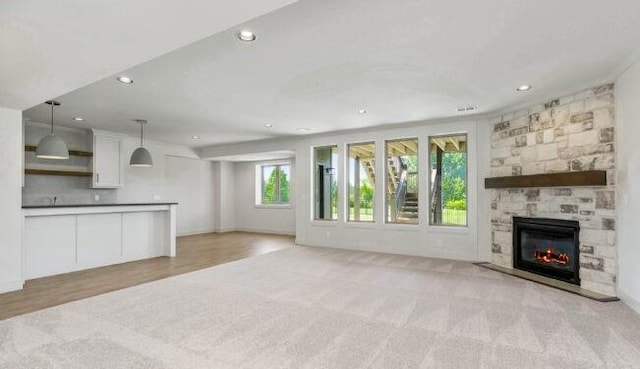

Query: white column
[213,161,235,232]
[0,106,24,293]
[167,204,177,257]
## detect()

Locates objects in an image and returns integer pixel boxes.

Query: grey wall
[22,122,117,206]
[23,176,117,206]
[22,122,216,236]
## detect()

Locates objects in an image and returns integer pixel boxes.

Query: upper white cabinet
[92,130,124,188]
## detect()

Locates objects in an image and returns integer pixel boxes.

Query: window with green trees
[385,138,419,224]
[429,134,467,226]
[260,164,290,205]
[314,146,338,220]
[348,142,375,222]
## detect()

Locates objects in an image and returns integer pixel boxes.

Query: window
[258,163,290,205]
[348,142,375,222]
[385,138,418,224]
[314,146,338,220]
[429,134,467,226]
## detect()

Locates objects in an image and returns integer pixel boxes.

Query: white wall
[165,156,215,236]
[0,106,24,293]
[116,134,199,202]
[294,119,482,261]
[233,160,296,235]
[199,117,485,258]
[109,134,217,236]
[616,59,640,313]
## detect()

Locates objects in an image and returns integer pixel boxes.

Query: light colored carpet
[1,246,640,369]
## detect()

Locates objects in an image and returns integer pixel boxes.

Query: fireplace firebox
[513,217,580,285]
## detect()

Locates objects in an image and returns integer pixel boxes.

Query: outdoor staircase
[386,158,399,195]
[398,192,418,220]
[361,159,376,185]
[353,152,419,223]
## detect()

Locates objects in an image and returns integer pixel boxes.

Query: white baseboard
[618,289,640,314]
[177,228,216,237]
[294,238,477,261]
[0,279,24,294]
[233,227,295,236]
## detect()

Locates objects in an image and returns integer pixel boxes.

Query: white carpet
[1,246,640,368]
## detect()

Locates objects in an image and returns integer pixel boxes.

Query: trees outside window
[385,138,419,224]
[429,135,467,226]
[260,164,290,205]
[314,146,338,220]
[348,142,375,222]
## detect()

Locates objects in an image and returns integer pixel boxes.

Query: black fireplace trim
[513,217,581,285]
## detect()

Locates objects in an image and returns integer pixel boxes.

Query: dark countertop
[23,202,178,209]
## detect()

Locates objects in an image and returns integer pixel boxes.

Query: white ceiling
[18,0,640,149]
[0,0,298,110]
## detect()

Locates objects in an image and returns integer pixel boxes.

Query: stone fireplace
[489,83,617,296]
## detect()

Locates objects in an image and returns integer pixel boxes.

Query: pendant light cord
[140,122,144,147]
[50,103,54,134]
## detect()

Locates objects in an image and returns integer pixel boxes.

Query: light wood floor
[0,232,294,321]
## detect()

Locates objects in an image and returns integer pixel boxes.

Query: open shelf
[484,170,607,189]
[25,145,93,158]
[25,169,93,177]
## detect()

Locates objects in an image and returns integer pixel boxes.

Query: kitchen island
[22,203,177,280]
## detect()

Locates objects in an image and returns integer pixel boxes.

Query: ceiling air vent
[456,105,478,113]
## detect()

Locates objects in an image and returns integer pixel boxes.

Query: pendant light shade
[36,101,69,160]
[36,134,70,159]
[130,119,153,167]
[130,147,153,167]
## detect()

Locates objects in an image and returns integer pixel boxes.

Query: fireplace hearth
[513,217,580,285]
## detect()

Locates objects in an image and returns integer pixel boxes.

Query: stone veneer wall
[489,83,616,295]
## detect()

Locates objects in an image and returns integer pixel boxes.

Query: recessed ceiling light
[357,109,367,114]
[73,117,85,122]
[238,30,256,42]
[192,135,200,139]
[296,128,311,132]
[264,123,274,128]
[117,76,134,84]
[516,85,532,92]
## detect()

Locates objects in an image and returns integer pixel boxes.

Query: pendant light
[36,100,69,160]
[130,119,153,167]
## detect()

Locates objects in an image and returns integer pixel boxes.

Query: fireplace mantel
[484,170,607,189]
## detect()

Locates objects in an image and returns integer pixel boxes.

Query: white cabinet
[24,215,77,279]
[92,131,123,188]
[122,212,166,261]
[23,204,177,279]
[77,213,122,269]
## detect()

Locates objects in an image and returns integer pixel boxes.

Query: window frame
[346,141,376,223]
[427,133,468,228]
[312,145,339,221]
[384,137,419,225]
[255,161,292,208]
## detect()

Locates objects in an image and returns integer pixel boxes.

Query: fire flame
[535,248,570,265]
